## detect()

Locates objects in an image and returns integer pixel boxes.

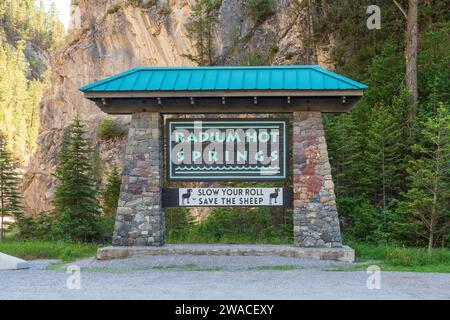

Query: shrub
[142,0,158,8]
[97,118,126,140]
[96,216,116,243]
[337,196,380,242]
[101,165,121,217]
[16,210,114,244]
[165,208,195,240]
[239,51,271,66]
[158,2,171,15]
[127,0,141,6]
[107,5,121,15]
[243,0,276,24]
[166,207,292,244]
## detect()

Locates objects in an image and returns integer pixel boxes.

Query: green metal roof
[79,65,367,92]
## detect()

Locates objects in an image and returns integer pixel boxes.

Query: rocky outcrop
[24,0,332,213]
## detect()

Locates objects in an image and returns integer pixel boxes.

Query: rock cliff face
[23,0,331,213]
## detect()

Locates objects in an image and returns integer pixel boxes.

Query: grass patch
[252,265,300,271]
[152,265,179,270]
[0,241,100,263]
[341,243,450,273]
[152,263,221,272]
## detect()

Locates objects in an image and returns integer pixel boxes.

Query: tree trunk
[0,176,4,242]
[428,228,433,251]
[428,179,439,251]
[405,0,418,104]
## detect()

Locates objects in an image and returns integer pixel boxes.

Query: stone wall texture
[112,112,164,246]
[293,112,343,248]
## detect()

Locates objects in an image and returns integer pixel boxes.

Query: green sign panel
[167,119,287,181]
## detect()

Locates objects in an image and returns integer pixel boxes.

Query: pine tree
[365,93,410,209]
[397,103,450,249]
[101,165,121,218]
[0,134,24,241]
[184,0,221,66]
[52,117,100,242]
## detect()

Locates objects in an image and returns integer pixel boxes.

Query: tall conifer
[0,134,24,241]
[52,117,100,242]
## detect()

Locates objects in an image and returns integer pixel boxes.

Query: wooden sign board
[166,119,287,181]
[162,188,293,208]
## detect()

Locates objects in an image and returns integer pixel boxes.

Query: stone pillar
[293,112,342,248]
[112,112,164,246]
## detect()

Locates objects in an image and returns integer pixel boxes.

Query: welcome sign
[167,119,287,181]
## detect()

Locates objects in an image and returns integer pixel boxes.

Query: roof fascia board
[84,89,364,99]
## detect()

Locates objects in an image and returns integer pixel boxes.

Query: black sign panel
[162,188,293,208]
[167,119,287,181]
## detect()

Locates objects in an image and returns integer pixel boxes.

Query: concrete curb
[97,244,355,262]
[0,252,29,270]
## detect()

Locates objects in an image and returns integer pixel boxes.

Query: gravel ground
[0,255,449,300]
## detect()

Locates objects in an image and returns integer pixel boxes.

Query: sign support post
[292,112,342,247]
[112,112,165,246]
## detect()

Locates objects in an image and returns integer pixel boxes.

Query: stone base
[0,252,29,270]
[97,244,355,262]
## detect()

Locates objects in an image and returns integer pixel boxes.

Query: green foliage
[127,0,141,6]
[243,0,275,24]
[0,134,24,241]
[0,0,62,162]
[320,1,450,249]
[101,165,121,218]
[52,117,101,242]
[166,207,292,244]
[157,2,171,15]
[417,25,450,107]
[184,0,221,66]
[238,51,271,66]
[16,210,62,241]
[91,149,103,187]
[165,207,195,240]
[142,0,157,8]
[0,41,47,162]
[394,104,450,249]
[349,243,450,272]
[0,240,99,262]
[126,0,159,8]
[107,4,121,14]
[0,0,65,51]
[337,197,378,243]
[97,118,126,140]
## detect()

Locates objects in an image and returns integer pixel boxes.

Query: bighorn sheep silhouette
[270,188,280,205]
[182,189,192,205]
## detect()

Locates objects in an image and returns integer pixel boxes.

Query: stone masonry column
[293,112,342,248]
[112,112,164,246]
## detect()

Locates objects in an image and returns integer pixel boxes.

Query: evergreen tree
[0,134,24,241]
[52,117,100,242]
[365,93,410,209]
[396,103,450,250]
[184,0,221,66]
[101,165,121,217]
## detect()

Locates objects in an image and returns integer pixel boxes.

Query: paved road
[0,255,448,299]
